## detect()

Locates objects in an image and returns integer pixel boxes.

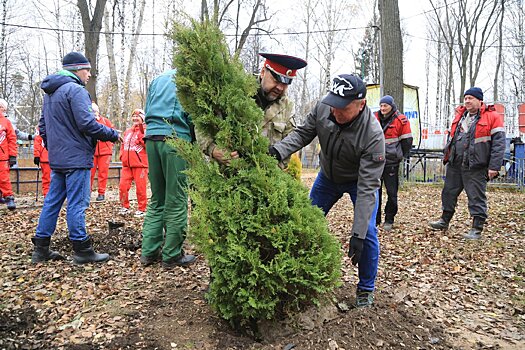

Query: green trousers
[141,140,188,261]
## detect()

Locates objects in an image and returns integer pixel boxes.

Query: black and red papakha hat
[260,53,307,85]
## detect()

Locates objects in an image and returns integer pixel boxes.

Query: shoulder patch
[397,114,408,124]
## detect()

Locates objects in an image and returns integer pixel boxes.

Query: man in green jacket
[140,69,196,268]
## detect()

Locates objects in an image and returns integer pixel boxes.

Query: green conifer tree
[172,20,341,329]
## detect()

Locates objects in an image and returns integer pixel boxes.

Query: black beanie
[63,52,91,71]
[464,87,483,101]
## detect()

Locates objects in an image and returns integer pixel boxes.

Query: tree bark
[379,0,404,112]
[77,0,107,102]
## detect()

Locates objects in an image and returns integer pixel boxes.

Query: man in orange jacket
[0,108,17,210]
[119,109,148,217]
[90,102,114,201]
[374,95,413,231]
[429,87,505,239]
[33,127,51,197]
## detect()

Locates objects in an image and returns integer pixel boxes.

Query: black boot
[429,211,454,230]
[463,216,485,240]
[71,237,109,264]
[31,237,64,263]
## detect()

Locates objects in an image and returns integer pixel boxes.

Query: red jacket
[375,111,413,165]
[33,135,49,163]
[95,115,114,156]
[444,103,505,170]
[0,113,17,161]
[120,123,148,168]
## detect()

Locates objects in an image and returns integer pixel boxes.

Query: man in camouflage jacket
[198,53,307,167]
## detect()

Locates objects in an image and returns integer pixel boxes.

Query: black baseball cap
[322,74,367,109]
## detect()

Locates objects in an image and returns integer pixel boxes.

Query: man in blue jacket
[31,52,119,264]
[140,69,196,269]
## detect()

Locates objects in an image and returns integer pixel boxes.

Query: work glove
[348,235,364,266]
[28,134,33,141]
[8,156,16,167]
[268,146,282,161]
[34,157,40,166]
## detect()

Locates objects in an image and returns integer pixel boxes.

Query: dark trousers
[377,164,399,225]
[441,165,488,219]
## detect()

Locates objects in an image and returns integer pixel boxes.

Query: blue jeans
[310,171,380,291]
[36,169,91,241]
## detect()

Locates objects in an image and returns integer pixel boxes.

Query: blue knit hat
[464,87,483,101]
[379,95,396,109]
[62,52,91,71]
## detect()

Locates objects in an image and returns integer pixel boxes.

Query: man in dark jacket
[31,52,119,264]
[374,95,413,231]
[270,74,385,307]
[429,87,505,240]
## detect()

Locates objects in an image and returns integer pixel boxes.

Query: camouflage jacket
[197,85,296,166]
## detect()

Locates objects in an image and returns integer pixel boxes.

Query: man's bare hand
[212,147,239,166]
[488,169,499,180]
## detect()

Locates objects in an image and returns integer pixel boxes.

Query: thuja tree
[172,20,341,328]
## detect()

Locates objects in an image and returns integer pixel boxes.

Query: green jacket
[144,69,192,141]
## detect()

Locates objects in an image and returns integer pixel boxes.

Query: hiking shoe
[162,254,196,269]
[356,290,374,308]
[140,253,161,266]
[134,210,145,218]
[119,207,130,216]
[5,196,16,210]
[383,222,393,232]
[96,194,105,201]
[429,218,449,230]
[463,228,482,240]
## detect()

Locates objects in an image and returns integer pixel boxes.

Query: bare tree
[493,0,504,101]
[77,0,107,102]
[200,0,271,55]
[379,0,404,112]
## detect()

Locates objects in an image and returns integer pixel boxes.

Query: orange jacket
[120,123,148,168]
[95,115,114,156]
[444,103,506,170]
[33,134,49,163]
[0,113,17,161]
[375,111,413,165]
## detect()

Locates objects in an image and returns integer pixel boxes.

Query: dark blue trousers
[309,171,380,291]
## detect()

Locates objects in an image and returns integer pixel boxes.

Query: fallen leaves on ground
[0,182,524,349]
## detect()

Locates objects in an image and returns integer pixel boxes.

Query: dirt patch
[136,279,451,350]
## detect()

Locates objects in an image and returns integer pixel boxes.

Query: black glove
[8,156,16,167]
[268,146,282,161]
[34,157,40,166]
[348,236,364,266]
[28,134,33,141]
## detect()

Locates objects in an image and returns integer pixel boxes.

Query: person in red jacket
[119,109,148,217]
[0,109,17,210]
[374,95,413,231]
[33,127,51,197]
[429,87,505,240]
[90,102,114,201]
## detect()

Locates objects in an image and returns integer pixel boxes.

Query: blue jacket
[39,70,118,170]
[144,69,192,141]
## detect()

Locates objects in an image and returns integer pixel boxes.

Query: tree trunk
[104,4,121,129]
[494,0,504,101]
[379,0,404,112]
[122,0,146,117]
[77,0,107,102]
